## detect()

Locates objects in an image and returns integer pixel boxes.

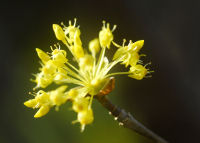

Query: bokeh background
[1,0,200,143]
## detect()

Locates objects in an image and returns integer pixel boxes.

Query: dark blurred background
[1,0,200,143]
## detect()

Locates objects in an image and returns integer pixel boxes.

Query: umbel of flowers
[24,19,151,131]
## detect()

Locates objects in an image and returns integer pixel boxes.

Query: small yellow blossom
[51,48,68,66]
[89,38,100,57]
[42,60,57,75]
[33,72,54,88]
[72,97,89,113]
[57,19,84,60]
[24,90,51,117]
[113,40,144,67]
[77,108,94,132]
[25,87,67,118]
[129,65,147,80]
[25,19,152,131]
[129,40,144,53]
[67,88,79,100]
[99,21,116,48]
[79,54,94,71]
[50,86,68,106]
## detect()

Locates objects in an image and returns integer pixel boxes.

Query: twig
[95,77,168,143]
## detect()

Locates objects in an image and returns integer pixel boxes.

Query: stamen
[57,43,61,50]
[50,46,54,51]
[29,92,36,96]
[144,62,152,67]
[112,41,121,48]
[102,20,106,27]
[69,20,72,25]
[107,23,110,29]
[74,18,77,26]
[54,44,58,49]
[122,39,126,47]
[112,25,117,32]
[61,22,66,27]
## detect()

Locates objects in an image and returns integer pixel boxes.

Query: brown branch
[95,77,168,143]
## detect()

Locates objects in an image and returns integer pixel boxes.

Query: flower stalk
[95,77,168,143]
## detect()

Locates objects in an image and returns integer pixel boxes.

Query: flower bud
[78,108,94,131]
[89,38,100,56]
[99,21,115,49]
[36,48,50,64]
[24,99,37,108]
[34,105,50,118]
[53,24,66,41]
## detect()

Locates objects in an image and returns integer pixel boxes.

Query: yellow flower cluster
[24,86,67,118]
[24,18,151,131]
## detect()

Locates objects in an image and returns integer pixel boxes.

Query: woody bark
[95,77,168,143]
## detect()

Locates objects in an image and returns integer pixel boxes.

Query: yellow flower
[129,65,147,80]
[72,97,89,113]
[89,38,100,57]
[53,19,84,60]
[33,72,54,88]
[24,87,67,117]
[49,86,68,106]
[51,48,68,66]
[79,54,94,72]
[113,40,144,67]
[24,90,51,118]
[99,21,116,49]
[77,108,94,132]
[42,60,57,75]
[25,19,152,131]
